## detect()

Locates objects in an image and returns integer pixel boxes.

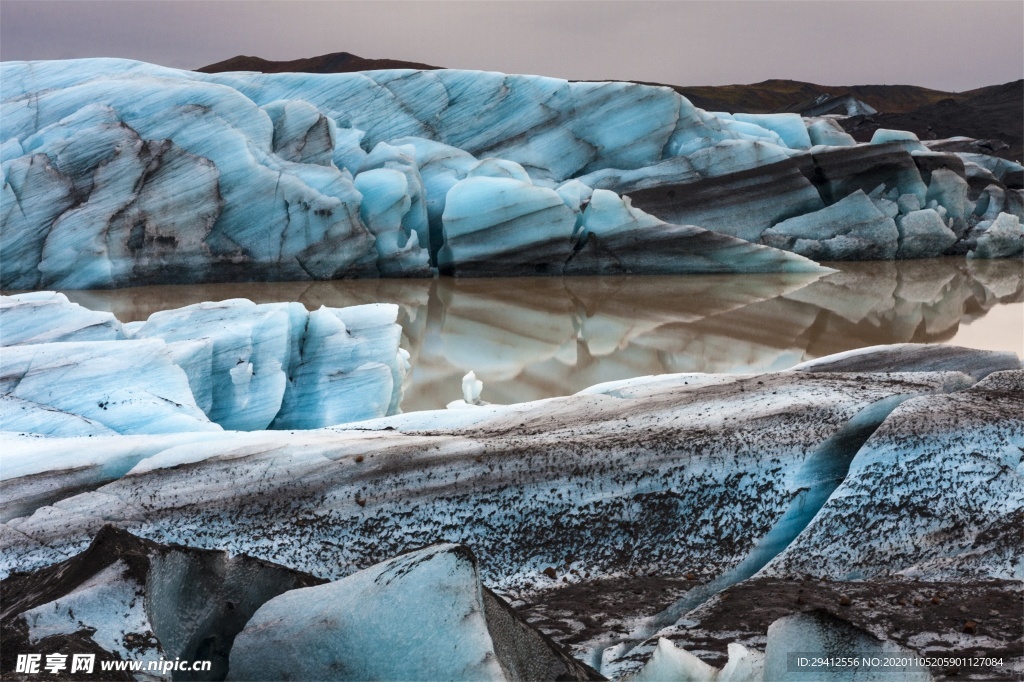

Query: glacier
[0,293,408,433]
[3,59,1023,288]
[0,343,1020,679]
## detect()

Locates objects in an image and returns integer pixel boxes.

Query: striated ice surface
[271,304,409,427]
[0,294,407,432]
[568,190,828,275]
[0,339,219,436]
[130,300,305,431]
[4,58,1018,288]
[0,365,983,585]
[0,291,124,344]
[763,369,1024,580]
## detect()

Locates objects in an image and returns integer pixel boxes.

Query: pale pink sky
[2,1,1022,91]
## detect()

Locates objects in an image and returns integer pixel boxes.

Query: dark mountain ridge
[198,51,441,74]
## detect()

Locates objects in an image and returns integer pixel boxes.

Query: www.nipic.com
[15,654,212,675]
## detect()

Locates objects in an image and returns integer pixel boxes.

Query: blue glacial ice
[0,291,124,344]
[895,208,958,258]
[439,176,577,275]
[227,544,505,681]
[0,339,219,437]
[4,58,1022,288]
[805,118,857,147]
[0,294,408,433]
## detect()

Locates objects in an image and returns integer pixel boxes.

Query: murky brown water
[48,258,1024,411]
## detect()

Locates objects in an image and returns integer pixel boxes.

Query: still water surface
[59,258,1023,412]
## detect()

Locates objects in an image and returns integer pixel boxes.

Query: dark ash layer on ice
[1,344,1020,679]
[2,60,1022,289]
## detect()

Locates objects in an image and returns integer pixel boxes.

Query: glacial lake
[54,258,1023,413]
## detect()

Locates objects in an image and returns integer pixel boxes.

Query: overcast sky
[2,1,1022,91]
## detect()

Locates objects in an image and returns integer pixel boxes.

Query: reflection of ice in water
[57,258,1023,411]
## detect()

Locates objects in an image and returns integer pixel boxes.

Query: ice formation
[3,530,600,682]
[0,294,408,432]
[4,354,1017,588]
[1,526,325,680]
[228,543,599,681]
[0,342,1021,678]
[3,59,1022,288]
[1,339,219,437]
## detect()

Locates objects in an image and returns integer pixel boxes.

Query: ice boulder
[870,128,927,152]
[806,118,857,147]
[968,212,1024,259]
[2,526,325,681]
[0,292,124,345]
[895,208,958,258]
[227,543,599,681]
[0,339,219,436]
[438,176,576,275]
[760,190,899,260]
[925,168,971,235]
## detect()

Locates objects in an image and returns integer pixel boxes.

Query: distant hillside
[667,79,961,114]
[839,80,1024,161]
[197,51,441,74]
